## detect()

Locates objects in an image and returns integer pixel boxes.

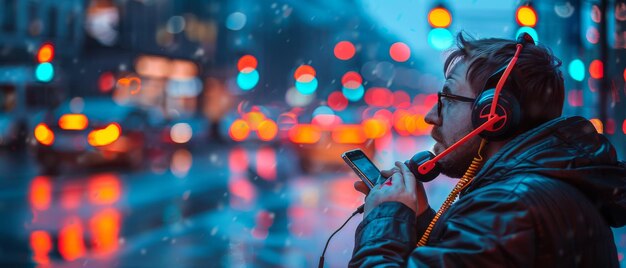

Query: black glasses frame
[437,91,476,117]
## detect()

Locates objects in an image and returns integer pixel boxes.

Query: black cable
[318,204,364,268]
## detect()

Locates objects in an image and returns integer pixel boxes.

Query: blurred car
[0,76,64,147]
[32,98,165,173]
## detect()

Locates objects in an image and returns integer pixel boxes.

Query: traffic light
[515,4,538,44]
[35,43,55,83]
[427,5,453,50]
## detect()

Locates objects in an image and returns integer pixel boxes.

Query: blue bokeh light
[237,69,259,90]
[568,59,585,82]
[295,77,318,95]
[427,28,454,51]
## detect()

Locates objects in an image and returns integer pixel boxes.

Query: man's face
[424,60,481,178]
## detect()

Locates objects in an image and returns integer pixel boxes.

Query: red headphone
[407,33,534,181]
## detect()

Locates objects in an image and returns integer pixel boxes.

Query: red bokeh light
[393,90,411,109]
[237,55,258,72]
[229,147,249,173]
[365,87,393,107]
[334,41,356,60]
[328,91,349,111]
[389,42,411,62]
[567,90,583,107]
[256,147,277,180]
[37,43,54,63]
[98,72,116,93]
[589,60,603,79]
[605,118,615,135]
[341,71,362,85]
[586,27,599,44]
[294,65,316,80]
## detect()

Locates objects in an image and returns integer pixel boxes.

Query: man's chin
[433,142,445,155]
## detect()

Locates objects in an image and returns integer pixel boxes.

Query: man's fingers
[380,168,400,178]
[354,181,370,195]
[390,162,406,188]
[398,160,416,191]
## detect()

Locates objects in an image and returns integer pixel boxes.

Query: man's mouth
[430,129,444,145]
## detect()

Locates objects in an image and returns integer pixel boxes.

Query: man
[350,34,626,267]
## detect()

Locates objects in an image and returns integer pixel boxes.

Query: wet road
[0,143,372,267]
[1,142,625,267]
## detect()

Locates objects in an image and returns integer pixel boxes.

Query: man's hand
[354,161,429,218]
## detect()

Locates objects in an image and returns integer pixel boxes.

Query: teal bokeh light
[342,85,365,101]
[515,27,538,44]
[295,77,318,95]
[35,63,54,82]
[237,69,259,90]
[427,28,454,51]
[568,59,585,82]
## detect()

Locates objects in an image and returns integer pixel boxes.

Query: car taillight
[34,123,54,146]
[59,114,88,130]
[88,123,121,147]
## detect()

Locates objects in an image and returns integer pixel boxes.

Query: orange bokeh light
[117,77,142,95]
[288,124,322,144]
[257,119,278,141]
[88,123,121,147]
[362,118,388,139]
[428,7,452,28]
[90,208,121,255]
[30,230,52,265]
[34,123,54,146]
[516,6,537,27]
[332,124,367,144]
[88,173,121,205]
[229,119,251,141]
[29,176,52,210]
[59,114,88,130]
[589,118,604,134]
[245,111,266,131]
[37,43,54,63]
[59,217,86,261]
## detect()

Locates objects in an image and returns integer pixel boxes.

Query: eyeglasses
[437,91,476,117]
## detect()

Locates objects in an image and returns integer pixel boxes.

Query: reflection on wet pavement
[1,144,625,267]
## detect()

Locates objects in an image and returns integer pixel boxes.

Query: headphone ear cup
[471,88,521,141]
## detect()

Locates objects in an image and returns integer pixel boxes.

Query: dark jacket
[350,116,626,267]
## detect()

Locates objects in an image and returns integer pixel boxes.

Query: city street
[1,0,625,266]
[0,142,399,267]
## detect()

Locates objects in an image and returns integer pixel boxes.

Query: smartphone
[341,149,381,189]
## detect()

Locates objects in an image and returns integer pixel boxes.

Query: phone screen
[343,150,381,189]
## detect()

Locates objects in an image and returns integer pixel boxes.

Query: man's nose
[424,103,441,126]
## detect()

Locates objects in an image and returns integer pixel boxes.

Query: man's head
[424,33,565,178]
